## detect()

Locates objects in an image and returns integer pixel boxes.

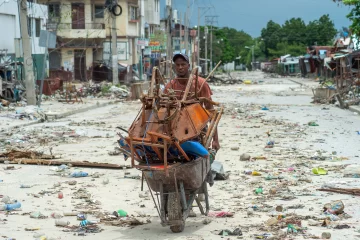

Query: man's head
[173,53,190,78]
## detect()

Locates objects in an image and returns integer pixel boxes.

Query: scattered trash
[312,167,328,175]
[261,106,269,111]
[202,218,212,225]
[321,232,331,239]
[255,187,263,194]
[1,202,21,211]
[308,121,319,126]
[334,224,351,229]
[240,153,251,161]
[70,171,88,178]
[58,192,64,199]
[114,209,127,217]
[55,220,70,226]
[30,211,47,219]
[208,211,234,218]
[324,200,344,215]
[218,228,242,236]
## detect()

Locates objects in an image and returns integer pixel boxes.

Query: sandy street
[1,71,360,240]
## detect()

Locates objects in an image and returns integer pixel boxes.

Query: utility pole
[18,0,36,105]
[197,8,200,68]
[205,15,218,72]
[166,0,172,78]
[184,0,190,55]
[179,11,182,50]
[111,9,119,85]
[139,0,145,81]
[204,26,208,75]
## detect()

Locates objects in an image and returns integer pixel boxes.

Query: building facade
[0,0,47,79]
[39,0,140,81]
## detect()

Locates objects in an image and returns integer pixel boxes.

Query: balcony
[46,23,106,39]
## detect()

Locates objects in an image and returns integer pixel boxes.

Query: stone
[240,153,251,161]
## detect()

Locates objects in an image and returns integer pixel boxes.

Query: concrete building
[0,0,48,79]
[144,0,160,37]
[39,0,140,81]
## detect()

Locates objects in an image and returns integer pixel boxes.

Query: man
[164,53,220,151]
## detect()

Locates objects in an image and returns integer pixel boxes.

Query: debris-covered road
[1,72,360,240]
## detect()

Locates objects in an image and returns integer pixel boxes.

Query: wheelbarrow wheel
[167,192,185,233]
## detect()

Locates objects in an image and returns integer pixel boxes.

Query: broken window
[35,19,41,37]
[130,6,138,21]
[49,4,60,18]
[94,5,104,18]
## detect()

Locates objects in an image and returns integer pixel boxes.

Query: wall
[0,1,47,56]
[145,0,160,26]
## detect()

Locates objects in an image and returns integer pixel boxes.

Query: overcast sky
[160,0,352,36]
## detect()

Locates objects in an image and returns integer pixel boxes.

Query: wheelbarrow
[140,156,211,232]
[117,66,223,232]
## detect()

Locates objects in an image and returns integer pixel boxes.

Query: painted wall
[145,0,160,26]
[0,1,47,56]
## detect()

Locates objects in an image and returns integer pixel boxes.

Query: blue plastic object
[180,141,209,158]
[71,171,88,178]
[4,202,21,211]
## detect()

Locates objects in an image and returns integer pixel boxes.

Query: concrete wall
[0,1,47,56]
[145,0,160,26]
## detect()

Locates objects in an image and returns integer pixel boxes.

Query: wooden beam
[0,159,132,169]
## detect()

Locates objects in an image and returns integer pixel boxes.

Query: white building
[0,0,48,78]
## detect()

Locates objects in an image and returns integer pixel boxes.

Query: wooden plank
[149,134,163,161]
[132,141,164,148]
[0,159,132,169]
[146,131,172,141]
[174,141,190,161]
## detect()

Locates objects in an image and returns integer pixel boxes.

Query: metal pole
[210,25,213,72]
[38,32,49,107]
[204,26,208,75]
[185,0,189,55]
[252,46,255,71]
[18,0,36,105]
[111,12,119,84]
[166,1,172,78]
[197,7,200,68]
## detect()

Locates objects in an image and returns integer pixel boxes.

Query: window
[49,4,60,18]
[130,6,138,21]
[94,5,104,18]
[35,19,41,37]
[27,17,32,37]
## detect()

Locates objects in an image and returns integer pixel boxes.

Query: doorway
[72,3,85,29]
[74,49,86,81]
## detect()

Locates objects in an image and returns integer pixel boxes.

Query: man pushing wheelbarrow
[117,53,223,232]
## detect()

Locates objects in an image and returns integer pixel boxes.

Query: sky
[160,0,352,37]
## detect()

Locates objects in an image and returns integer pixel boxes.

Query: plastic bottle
[70,171,88,178]
[79,220,98,227]
[51,212,63,219]
[2,202,21,211]
[55,220,70,226]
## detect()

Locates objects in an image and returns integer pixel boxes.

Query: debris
[255,187,263,194]
[334,224,351,229]
[312,167,328,175]
[1,202,21,211]
[240,153,251,161]
[218,228,242,236]
[308,121,319,126]
[58,192,64,199]
[70,171,88,178]
[207,211,234,218]
[211,161,229,180]
[323,200,345,214]
[55,220,70,226]
[230,146,239,151]
[30,211,47,219]
[321,232,331,239]
[114,210,127,217]
[202,218,212,225]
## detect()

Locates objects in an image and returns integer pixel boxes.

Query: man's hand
[212,139,220,151]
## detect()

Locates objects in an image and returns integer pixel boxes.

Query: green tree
[306,14,337,45]
[261,20,283,57]
[333,0,360,37]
